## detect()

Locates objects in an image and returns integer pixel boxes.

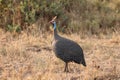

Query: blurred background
[0,0,120,35]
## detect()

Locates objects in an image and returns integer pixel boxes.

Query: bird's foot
[64,69,69,73]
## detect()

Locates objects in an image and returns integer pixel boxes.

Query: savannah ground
[0,29,120,80]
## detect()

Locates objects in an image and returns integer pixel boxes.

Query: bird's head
[49,16,57,30]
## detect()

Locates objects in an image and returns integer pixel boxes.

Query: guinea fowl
[50,16,86,72]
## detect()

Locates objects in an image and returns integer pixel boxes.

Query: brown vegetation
[0,29,120,80]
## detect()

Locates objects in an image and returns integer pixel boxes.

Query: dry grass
[0,30,120,80]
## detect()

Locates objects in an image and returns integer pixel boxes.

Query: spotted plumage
[50,16,86,72]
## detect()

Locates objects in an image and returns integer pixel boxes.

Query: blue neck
[53,22,56,30]
[53,21,59,40]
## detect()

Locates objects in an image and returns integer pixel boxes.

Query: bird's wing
[56,38,83,57]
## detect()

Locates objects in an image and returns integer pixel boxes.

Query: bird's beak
[49,20,53,24]
[49,16,57,24]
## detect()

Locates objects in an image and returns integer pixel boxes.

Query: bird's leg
[64,62,67,72]
[64,62,69,72]
[66,62,69,72]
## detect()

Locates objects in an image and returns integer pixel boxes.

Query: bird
[49,16,86,72]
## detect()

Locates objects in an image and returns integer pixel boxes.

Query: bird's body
[53,33,85,64]
[50,17,86,72]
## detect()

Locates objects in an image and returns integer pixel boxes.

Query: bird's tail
[74,57,86,67]
[82,58,86,67]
